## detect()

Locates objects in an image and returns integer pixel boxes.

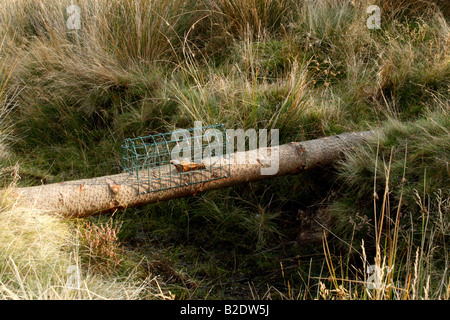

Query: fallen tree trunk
[9,131,374,218]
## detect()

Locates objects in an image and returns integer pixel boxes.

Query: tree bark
[9,131,374,218]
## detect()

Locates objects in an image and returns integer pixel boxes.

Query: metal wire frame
[121,124,231,194]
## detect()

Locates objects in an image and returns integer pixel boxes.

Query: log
[9,131,374,218]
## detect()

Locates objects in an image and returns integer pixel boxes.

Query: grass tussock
[0,0,448,299]
[333,114,449,239]
[321,112,449,299]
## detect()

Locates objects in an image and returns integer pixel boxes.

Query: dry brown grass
[76,219,125,274]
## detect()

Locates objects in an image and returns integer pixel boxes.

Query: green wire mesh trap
[121,124,231,194]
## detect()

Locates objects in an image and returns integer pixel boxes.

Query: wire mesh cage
[121,124,231,194]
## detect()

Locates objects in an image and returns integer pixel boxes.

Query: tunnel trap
[121,123,231,194]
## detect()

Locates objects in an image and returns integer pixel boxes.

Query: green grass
[326,114,449,298]
[0,0,448,299]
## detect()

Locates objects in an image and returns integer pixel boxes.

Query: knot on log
[106,179,121,194]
